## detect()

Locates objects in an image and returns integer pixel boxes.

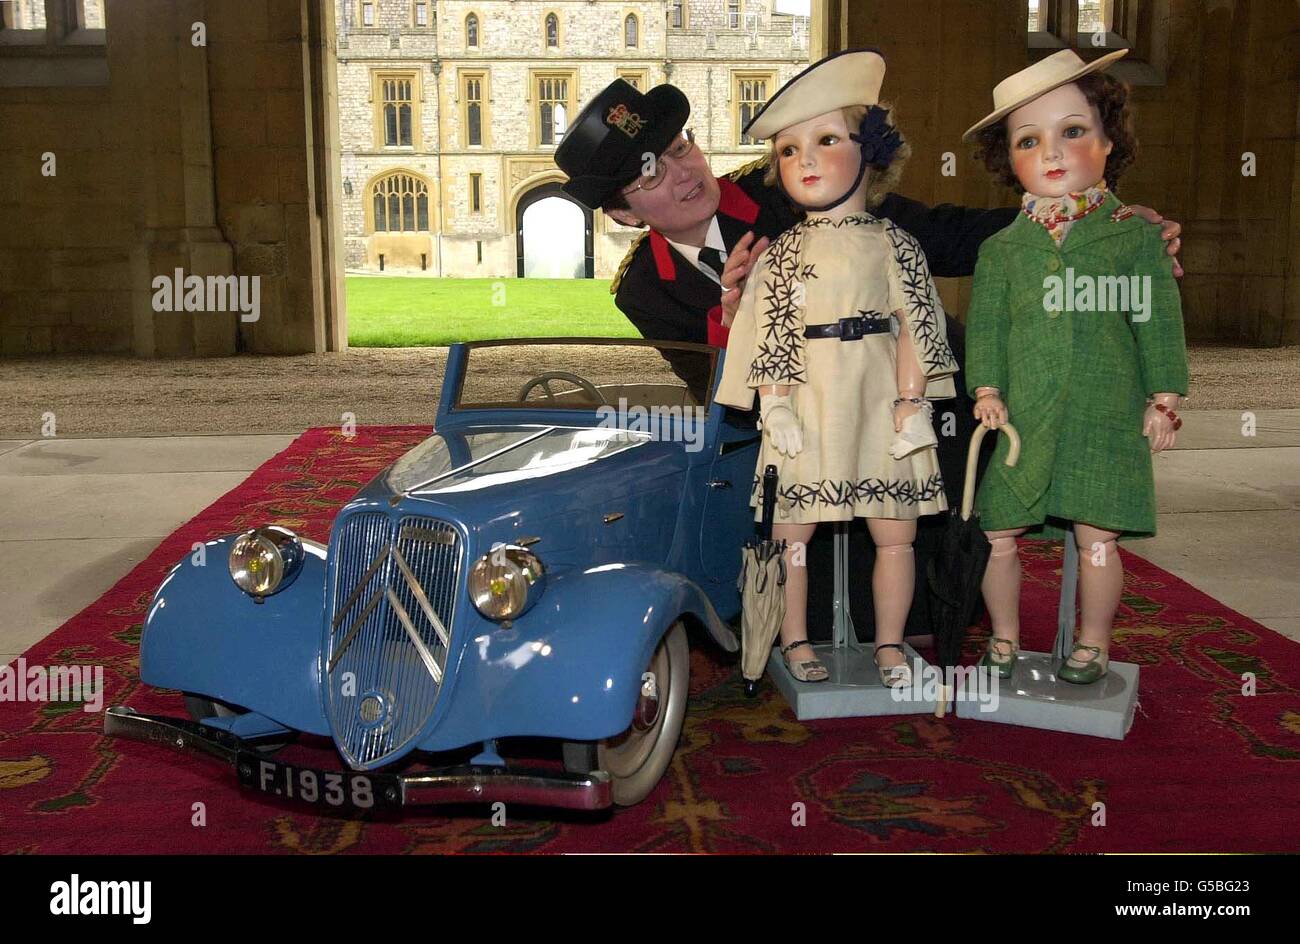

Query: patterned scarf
[1021,180,1109,246]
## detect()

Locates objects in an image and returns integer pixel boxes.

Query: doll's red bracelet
[1153,402,1183,430]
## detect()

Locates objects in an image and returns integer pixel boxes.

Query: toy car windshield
[452,338,718,411]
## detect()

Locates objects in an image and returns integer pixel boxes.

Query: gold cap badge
[606,103,645,138]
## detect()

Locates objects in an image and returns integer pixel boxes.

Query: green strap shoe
[1058,643,1108,684]
[978,637,1018,680]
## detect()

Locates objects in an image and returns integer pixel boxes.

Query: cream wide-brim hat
[962,48,1128,142]
[743,48,887,141]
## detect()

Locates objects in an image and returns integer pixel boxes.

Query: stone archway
[514,182,593,278]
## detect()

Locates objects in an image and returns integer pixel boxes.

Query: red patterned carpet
[2,427,1298,854]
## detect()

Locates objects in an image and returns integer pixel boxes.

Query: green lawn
[346,277,640,347]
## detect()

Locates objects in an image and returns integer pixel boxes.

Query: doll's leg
[774,522,820,669]
[1063,522,1123,680]
[979,527,1031,669]
[865,517,916,672]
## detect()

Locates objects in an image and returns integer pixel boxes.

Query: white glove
[889,407,938,459]
[759,393,803,458]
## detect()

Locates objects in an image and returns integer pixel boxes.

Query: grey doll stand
[767,522,942,719]
[954,529,1140,739]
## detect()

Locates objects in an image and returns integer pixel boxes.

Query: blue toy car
[105,339,760,811]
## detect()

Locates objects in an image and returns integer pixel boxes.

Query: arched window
[381,77,414,147]
[371,173,430,232]
[465,75,483,146]
[624,14,638,47]
[545,13,558,47]
[466,12,479,47]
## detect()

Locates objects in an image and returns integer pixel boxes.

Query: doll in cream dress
[716,49,958,687]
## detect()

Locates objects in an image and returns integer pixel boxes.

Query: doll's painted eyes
[1064,125,1087,139]
[820,135,840,146]
[780,144,798,158]
[1014,135,1038,150]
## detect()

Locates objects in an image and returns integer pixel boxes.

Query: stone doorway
[514,182,593,279]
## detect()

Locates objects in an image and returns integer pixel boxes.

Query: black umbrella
[739,465,787,698]
[926,423,1022,705]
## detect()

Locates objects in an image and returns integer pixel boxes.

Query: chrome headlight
[229,526,305,598]
[469,544,545,621]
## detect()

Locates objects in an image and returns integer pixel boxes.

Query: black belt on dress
[804,316,891,341]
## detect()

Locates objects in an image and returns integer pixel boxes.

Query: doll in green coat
[961,49,1189,684]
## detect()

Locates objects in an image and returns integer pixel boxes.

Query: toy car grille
[324,512,462,769]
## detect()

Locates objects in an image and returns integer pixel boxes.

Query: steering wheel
[518,371,608,406]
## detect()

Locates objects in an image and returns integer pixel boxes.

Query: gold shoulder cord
[610,230,650,295]
[725,154,771,181]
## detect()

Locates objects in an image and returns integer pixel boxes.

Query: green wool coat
[965,192,1189,538]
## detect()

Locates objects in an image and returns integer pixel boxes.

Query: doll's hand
[890,403,938,459]
[720,232,770,326]
[973,393,1008,429]
[759,393,803,458]
[1143,404,1179,453]
[893,398,921,432]
[1129,206,1184,278]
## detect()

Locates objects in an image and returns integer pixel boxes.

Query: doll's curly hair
[763,103,911,209]
[972,72,1137,192]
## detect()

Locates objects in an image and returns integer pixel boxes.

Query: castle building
[334,0,811,278]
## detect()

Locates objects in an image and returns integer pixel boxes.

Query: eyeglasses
[621,129,698,195]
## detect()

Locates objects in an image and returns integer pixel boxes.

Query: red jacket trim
[707,305,730,347]
[717,176,759,225]
[649,230,677,281]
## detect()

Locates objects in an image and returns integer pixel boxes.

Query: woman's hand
[1143,404,1178,453]
[973,392,1008,429]
[1128,206,1184,278]
[719,232,770,326]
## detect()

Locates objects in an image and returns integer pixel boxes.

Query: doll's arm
[1130,225,1190,399]
[894,316,926,397]
[884,223,959,398]
[1131,226,1190,451]
[963,245,1010,397]
[892,310,928,430]
[964,245,1013,428]
[745,247,807,390]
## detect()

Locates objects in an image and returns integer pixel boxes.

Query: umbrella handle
[961,422,1021,521]
[760,464,779,540]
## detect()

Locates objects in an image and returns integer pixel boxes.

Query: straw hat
[962,48,1128,141]
[743,48,886,141]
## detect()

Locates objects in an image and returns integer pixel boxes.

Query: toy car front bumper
[104,706,612,812]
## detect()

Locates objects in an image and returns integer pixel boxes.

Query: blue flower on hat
[851,105,903,167]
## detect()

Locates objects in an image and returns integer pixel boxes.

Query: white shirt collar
[666,217,727,284]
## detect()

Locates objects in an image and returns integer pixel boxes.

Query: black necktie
[697,246,725,281]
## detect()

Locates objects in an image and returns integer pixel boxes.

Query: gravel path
[1,343,1296,438]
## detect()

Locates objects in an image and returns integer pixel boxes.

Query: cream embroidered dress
[716,213,959,523]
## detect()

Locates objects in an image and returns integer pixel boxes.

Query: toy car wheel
[183,694,292,755]
[564,621,689,806]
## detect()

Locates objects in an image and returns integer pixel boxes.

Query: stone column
[125,0,237,357]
